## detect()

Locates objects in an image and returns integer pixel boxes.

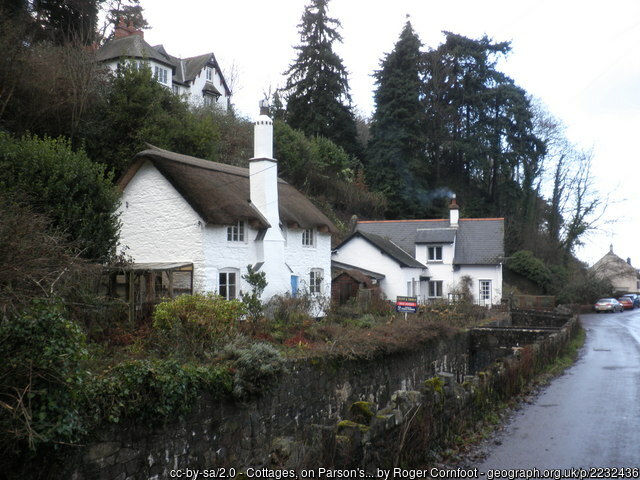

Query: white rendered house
[332,198,504,305]
[116,103,335,311]
[96,20,231,109]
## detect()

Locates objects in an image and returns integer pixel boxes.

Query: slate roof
[96,35,174,68]
[415,228,456,244]
[118,145,338,233]
[335,231,426,269]
[96,38,231,96]
[356,218,504,265]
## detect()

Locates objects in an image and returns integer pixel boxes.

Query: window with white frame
[309,268,323,294]
[479,280,492,303]
[302,228,314,247]
[219,269,239,300]
[203,94,218,106]
[428,246,443,261]
[154,66,168,85]
[428,280,443,298]
[226,220,245,242]
[206,66,213,81]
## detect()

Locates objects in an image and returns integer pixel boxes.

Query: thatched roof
[118,146,338,233]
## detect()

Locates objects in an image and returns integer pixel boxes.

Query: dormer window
[302,228,314,247]
[206,66,213,81]
[428,246,443,261]
[227,220,245,242]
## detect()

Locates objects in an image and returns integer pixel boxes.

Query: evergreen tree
[0,132,120,262]
[282,0,361,160]
[366,20,427,218]
[32,0,101,44]
[423,32,544,224]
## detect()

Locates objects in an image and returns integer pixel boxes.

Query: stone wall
[57,312,579,479]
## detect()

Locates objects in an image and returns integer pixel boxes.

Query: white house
[116,102,336,312]
[96,20,231,109]
[332,198,504,305]
[592,246,640,294]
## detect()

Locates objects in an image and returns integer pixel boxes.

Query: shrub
[152,293,246,354]
[241,265,267,324]
[0,132,120,262]
[223,341,285,398]
[507,250,552,290]
[85,359,233,426]
[0,302,87,452]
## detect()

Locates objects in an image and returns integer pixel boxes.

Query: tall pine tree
[281,0,361,160]
[366,20,428,218]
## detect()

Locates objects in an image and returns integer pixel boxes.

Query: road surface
[473,308,640,472]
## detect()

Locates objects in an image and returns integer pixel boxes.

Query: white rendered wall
[104,59,172,88]
[332,237,423,301]
[189,65,229,109]
[117,161,206,289]
[285,228,333,303]
[451,264,503,305]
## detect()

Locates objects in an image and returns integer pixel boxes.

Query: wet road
[474,308,640,471]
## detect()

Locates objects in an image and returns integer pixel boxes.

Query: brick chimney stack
[114,18,144,39]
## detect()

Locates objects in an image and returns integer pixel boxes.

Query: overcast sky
[139,0,640,267]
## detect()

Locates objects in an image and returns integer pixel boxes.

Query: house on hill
[331,198,504,305]
[592,246,640,294]
[96,19,231,109]
[115,102,336,315]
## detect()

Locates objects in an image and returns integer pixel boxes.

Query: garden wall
[57,312,579,479]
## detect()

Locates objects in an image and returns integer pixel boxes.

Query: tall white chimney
[449,194,459,227]
[249,101,287,297]
[250,100,279,233]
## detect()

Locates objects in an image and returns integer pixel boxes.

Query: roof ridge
[358,217,504,223]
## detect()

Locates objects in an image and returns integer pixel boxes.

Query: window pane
[219,273,227,298]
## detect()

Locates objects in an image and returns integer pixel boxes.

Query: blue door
[290,275,299,298]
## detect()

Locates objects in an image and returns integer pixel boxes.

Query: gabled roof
[332,260,386,280]
[97,38,231,96]
[118,145,337,233]
[592,250,638,275]
[182,52,231,96]
[335,231,426,269]
[356,218,504,265]
[96,35,174,69]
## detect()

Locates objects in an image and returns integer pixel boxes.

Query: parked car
[618,296,635,310]
[594,298,623,313]
[622,293,640,308]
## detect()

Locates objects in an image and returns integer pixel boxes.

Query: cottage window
[428,280,443,298]
[227,221,245,242]
[206,66,213,81]
[204,94,218,106]
[428,246,443,261]
[302,228,314,247]
[479,280,492,304]
[154,66,168,85]
[219,270,238,300]
[309,268,323,294]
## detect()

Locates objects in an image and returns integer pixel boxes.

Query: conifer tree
[366,20,427,218]
[282,0,361,159]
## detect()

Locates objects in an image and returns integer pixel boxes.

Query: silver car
[594,298,623,313]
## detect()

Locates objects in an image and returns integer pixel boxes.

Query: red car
[618,297,634,310]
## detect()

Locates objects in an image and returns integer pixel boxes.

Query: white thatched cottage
[115,103,336,314]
